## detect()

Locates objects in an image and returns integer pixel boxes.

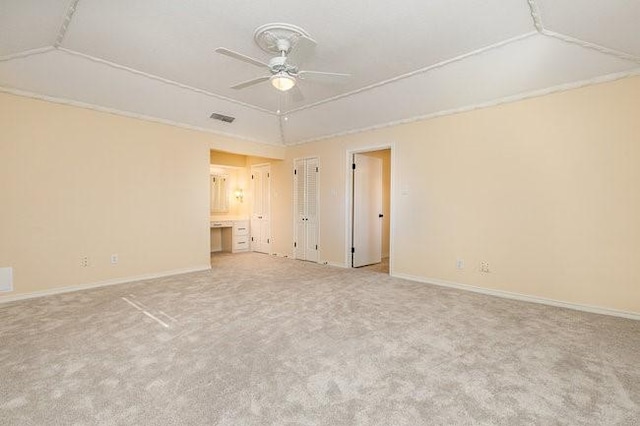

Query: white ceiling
[1,0,638,146]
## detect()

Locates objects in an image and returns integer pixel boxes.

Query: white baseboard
[392,272,640,321]
[324,261,348,268]
[0,265,212,304]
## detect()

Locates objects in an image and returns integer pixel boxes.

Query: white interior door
[294,157,319,262]
[251,164,270,253]
[353,153,383,267]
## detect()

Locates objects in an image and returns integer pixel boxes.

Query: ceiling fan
[215,23,350,101]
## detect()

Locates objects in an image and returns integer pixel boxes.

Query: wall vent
[210,112,235,123]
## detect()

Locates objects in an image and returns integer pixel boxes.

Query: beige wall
[3,76,639,314]
[0,92,280,298]
[271,76,640,314]
[210,150,247,168]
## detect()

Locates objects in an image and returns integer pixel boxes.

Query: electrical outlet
[81,256,89,267]
[480,261,490,273]
[456,259,464,270]
[110,254,118,265]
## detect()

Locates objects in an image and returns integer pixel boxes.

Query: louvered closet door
[293,158,319,262]
[303,158,319,262]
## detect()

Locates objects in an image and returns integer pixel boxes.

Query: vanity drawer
[232,236,250,252]
[233,224,249,237]
[233,221,249,236]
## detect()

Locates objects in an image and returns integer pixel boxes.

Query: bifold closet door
[294,157,319,262]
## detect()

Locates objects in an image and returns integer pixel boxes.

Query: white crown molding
[0,265,212,304]
[0,46,55,63]
[286,68,640,146]
[542,30,640,64]
[526,0,544,32]
[392,272,640,321]
[282,32,538,115]
[56,47,277,115]
[0,85,284,147]
[55,0,81,47]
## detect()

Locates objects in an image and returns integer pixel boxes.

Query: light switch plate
[0,267,13,292]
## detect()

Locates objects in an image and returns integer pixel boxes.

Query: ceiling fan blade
[287,35,317,66]
[215,47,269,68]
[230,76,271,90]
[289,85,305,102]
[298,70,351,83]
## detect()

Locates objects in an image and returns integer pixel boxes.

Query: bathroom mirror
[210,174,229,213]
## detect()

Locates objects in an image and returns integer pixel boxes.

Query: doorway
[348,147,392,272]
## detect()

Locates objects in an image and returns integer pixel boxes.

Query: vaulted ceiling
[1,1,638,146]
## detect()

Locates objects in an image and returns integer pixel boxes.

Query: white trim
[0,86,283,147]
[392,272,640,321]
[526,0,544,33]
[0,46,55,62]
[57,47,277,115]
[325,261,348,268]
[55,0,81,47]
[542,30,640,64]
[0,265,211,304]
[283,32,537,115]
[287,68,640,146]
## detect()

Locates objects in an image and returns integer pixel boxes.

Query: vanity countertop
[210,216,249,222]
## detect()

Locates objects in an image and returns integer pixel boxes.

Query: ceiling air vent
[210,112,235,123]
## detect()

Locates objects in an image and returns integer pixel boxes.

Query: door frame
[345,144,395,273]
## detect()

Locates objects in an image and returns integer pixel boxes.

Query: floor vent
[210,112,235,123]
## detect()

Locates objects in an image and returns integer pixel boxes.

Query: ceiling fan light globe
[271,73,296,91]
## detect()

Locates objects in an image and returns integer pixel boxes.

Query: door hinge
[251,237,254,241]
[315,244,318,250]
[267,173,270,178]
[294,242,297,248]
[294,169,297,175]
[352,163,356,170]
[251,175,254,179]
[267,238,270,244]
[351,247,355,253]
[315,166,319,172]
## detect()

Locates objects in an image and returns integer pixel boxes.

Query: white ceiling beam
[526,0,544,33]
[55,0,82,48]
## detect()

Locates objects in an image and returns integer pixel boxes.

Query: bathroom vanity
[210,217,250,253]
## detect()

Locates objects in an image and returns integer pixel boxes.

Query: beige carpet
[357,257,389,274]
[1,252,638,425]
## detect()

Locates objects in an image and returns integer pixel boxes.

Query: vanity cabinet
[232,221,250,253]
[210,219,250,253]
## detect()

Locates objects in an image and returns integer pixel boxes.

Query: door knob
[378,214,384,218]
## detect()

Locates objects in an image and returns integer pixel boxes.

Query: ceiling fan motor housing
[269,56,298,74]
